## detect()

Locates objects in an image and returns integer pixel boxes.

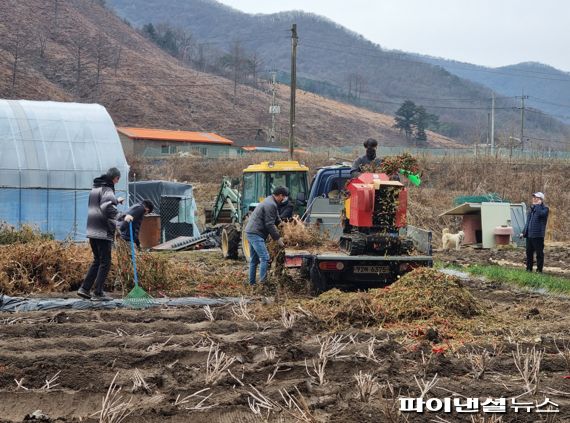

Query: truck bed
[284,248,432,268]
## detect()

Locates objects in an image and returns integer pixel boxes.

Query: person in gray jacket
[245,186,288,285]
[78,167,124,301]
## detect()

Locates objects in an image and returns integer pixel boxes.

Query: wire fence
[309,146,570,160]
[159,196,198,242]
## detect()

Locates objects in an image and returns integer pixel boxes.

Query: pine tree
[394,100,416,139]
[413,106,429,144]
[142,23,157,42]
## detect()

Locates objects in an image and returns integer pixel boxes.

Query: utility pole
[268,71,278,143]
[519,90,528,151]
[491,93,495,155]
[289,24,298,160]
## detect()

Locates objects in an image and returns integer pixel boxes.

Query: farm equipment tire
[241,215,252,262]
[308,262,328,295]
[221,225,240,259]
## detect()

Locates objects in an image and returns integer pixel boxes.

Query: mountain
[107,0,570,148]
[412,57,570,123]
[0,0,460,149]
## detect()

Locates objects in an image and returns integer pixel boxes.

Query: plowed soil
[1,272,570,422]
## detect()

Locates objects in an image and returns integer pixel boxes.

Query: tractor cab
[241,161,309,217]
[239,161,309,261]
[207,160,309,261]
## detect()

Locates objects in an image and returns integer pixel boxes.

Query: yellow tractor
[205,161,309,261]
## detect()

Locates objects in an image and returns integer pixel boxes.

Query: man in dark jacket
[245,186,288,285]
[117,200,154,248]
[350,138,382,177]
[278,198,294,221]
[521,192,549,273]
[78,167,123,301]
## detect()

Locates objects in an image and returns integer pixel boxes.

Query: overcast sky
[217,0,570,72]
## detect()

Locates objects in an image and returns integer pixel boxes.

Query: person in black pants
[117,200,154,248]
[78,168,124,301]
[520,192,549,273]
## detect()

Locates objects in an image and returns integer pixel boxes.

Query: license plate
[354,265,390,274]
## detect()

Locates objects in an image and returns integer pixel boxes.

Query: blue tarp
[0,294,241,312]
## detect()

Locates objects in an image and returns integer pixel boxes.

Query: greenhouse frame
[0,100,129,240]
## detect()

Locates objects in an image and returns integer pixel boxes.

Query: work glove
[277,238,285,248]
[124,214,134,223]
[117,196,125,204]
[519,233,524,239]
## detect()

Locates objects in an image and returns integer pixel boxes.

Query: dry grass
[354,371,378,402]
[0,241,92,295]
[205,341,237,385]
[512,343,544,395]
[97,372,133,423]
[0,222,54,245]
[0,239,193,297]
[114,240,189,295]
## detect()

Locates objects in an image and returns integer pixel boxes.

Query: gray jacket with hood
[245,195,281,241]
[86,175,119,241]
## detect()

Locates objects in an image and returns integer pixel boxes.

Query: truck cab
[304,164,352,240]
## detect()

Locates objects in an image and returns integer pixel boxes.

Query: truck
[286,165,433,294]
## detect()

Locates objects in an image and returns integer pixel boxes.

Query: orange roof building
[117,127,238,158]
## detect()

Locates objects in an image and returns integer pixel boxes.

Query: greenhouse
[0,100,129,240]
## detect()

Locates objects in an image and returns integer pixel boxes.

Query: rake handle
[128,221,139,287]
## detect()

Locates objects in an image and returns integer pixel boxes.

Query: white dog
[442,228,465,251]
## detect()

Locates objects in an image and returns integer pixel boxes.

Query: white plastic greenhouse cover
[0,100,129,240]
[0,100,128,188]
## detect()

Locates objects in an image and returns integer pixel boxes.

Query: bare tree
[8,33,31,97]
[346,72,366,101]
[113,45,122,75]
[229,41,244,105]
[249,52,263,89]
[196,43,206,71]
[52,0,60,37]
[70,35,91,99]
[37,32,48,61]
[173,27,193,63]
[94,34,112,99]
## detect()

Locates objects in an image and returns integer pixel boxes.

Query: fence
[159,195,199,242]
[310,146,570,160]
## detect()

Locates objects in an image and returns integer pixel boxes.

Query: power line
[529,96,570,110]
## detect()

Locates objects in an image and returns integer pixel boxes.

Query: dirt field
[1,254,570,422]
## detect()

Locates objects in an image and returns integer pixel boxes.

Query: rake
[123,221,154,309]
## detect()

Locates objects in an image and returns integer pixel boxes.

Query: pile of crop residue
[0,240,197,297]
[0,241,92,295]
[361,152,420,176]
[304,268,481,327]
[280,216,332,249]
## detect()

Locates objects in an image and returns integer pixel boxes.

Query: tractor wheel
[241,216,252,262]
[221,225,240,259]
[308,262,328,295]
